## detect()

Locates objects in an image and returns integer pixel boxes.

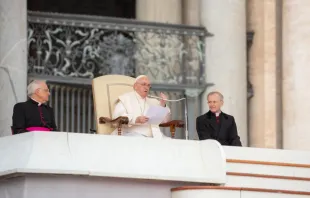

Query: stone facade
[247,0,282,148]
[200,0,247,146]
[2,0,310,150]
[282,0,310,150]
[0,0,27,137]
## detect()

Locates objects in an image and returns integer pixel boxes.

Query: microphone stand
[184,97,189,140]
[148,95,189,140]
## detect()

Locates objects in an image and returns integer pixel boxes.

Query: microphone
[148,95,189,140]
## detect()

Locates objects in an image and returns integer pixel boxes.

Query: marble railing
[0,132,226,198]
[1,132,310,198]
[173,146,310,198]
[0,132,226,183]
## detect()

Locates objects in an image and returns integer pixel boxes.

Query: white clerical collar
[31,97,42,106]
[134,91,146,101]
[215,111,221,117]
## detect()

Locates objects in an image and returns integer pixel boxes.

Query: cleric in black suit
[11,80,57,135]
[196,91,242,146]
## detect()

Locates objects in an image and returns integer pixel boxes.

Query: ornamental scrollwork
[28,11,208,85]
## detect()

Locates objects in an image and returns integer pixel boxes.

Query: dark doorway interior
[27,0,136,18]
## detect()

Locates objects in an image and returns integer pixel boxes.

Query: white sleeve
[112,101,137,125]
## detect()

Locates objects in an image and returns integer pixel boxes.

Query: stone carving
[28,24,135,78]
[28,11,208,85]
[185,88,204,98]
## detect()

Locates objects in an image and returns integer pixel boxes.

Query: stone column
[136,0,182,24]
[0,0,27,137]
[183,0,200,26]
[282,0,310,150]
[200,0,247,146]
[135,0,182,83]
[182,0,204,140]
[182,0,203,85]
[247,0,282,148]
[185,88,203,140]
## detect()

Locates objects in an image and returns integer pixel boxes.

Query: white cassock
[111,91,171,139]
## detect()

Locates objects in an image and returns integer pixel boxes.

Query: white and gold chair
[92,74,184,138]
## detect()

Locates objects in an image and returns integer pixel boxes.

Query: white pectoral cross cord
[134,92,146,116]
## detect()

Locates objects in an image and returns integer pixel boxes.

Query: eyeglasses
[39,88,50,93]
[136,82,151,88]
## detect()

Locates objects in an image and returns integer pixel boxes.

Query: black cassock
[196,111,242,146]
[11,99,57,135]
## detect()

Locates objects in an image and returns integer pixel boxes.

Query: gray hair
[207,91,224,101]
[27,80,46,97]
[134,75,148,83]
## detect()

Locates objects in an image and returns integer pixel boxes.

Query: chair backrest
[92,75,135,134]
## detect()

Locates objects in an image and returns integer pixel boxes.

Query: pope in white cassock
[111,75,171,138]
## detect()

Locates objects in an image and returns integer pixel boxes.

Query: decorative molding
[171,186,310,195]
[185,88,204,98]
[28,11,211,36]
[227,172,310,181]
[227,159,310,168]
[27,11,209,85]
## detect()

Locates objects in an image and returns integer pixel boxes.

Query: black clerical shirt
[11,99,57,134]
[196,111,242,146]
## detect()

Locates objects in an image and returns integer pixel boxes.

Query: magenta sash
[26,127,51,132]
